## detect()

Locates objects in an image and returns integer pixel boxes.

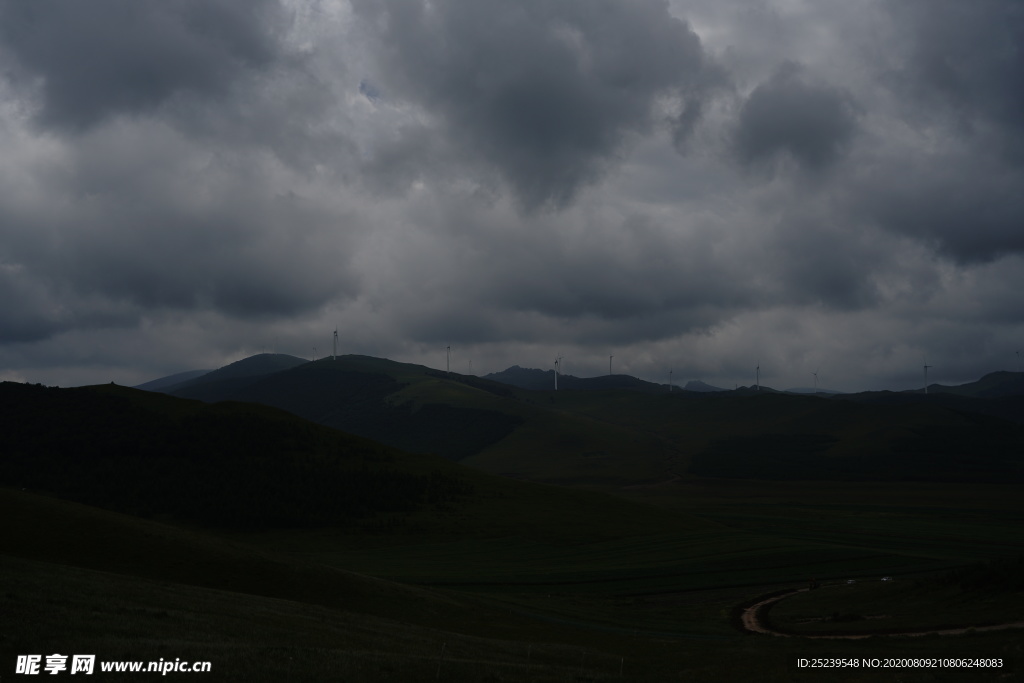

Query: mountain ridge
[123,355,1024,486]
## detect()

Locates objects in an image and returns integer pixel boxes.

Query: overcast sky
[1,0,1021,392]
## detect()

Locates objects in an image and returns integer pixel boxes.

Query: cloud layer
[352,0,723,209]
[0,0,1021,392]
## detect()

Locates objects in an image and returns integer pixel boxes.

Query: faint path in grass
[741,589,808,637]
[740,588,1024,639]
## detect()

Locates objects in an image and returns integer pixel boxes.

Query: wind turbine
[446,345,451,376]
[332,328,338,361]
[554,354,562,391]
[812,369,819,393]
[313,346,317,362]
[669,368,673,392]
[923,359,932,395]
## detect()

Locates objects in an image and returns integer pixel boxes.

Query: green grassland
[510,389,1024,484]
[4,487,1022,683]
[161,355,1024,487]
[767,557,1024,635]
[4,379,1024,681]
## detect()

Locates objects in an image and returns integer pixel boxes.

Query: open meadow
[2,374,1023,681]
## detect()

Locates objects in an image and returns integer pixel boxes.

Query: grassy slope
[5,486,1022,683]
[482,389,1024,484]
[0,488,675,682]
[0,488,465,624]
[6,379,1024,680]
[928,370,1024,398]
[8,382,1009,581]
[8,380,1014,598]
[768,576,1024,635]
[170,356,670,480]
[161,355,1024,488]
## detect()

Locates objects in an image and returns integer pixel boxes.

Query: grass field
[4,481,1019,683]
[159,355,1024,488]
[5,478,1024,682]
[4,378,1024,681]
[767,577,1024,636]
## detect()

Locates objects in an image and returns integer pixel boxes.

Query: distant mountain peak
[683,380,725,393]
[138,353,309,395]
[785,386,845,395]
[134,368,212,392]
[923,370,1024,398]
[484,366,668,393]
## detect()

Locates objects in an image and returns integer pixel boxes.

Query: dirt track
[740,588,1024,640]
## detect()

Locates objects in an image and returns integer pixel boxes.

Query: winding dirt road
[740,588,1024,640]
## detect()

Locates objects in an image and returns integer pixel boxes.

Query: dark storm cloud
[763,213,883,310]
[356,124,462,197]
[359,203,759,351]
[1,0,1021,394]
[826,0,1024,264]
[0,265,66,343]
[734,62,858,170]
[0,0,363,353]
[481,222,744,325]
[850,159,1024,263]
[58,186,356,319]
[885,0,1024,156]
[0,116,359,346]
[353,0,722,210]
[0,0,288,131]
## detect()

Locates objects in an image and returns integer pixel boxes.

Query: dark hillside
[928,370,1024,398]
[484,365,667,392]
[838,389,1024,423]
[533,389,1024,484]
[684,380,726,392]
[0,382,471,529]
[133,368,211,391]
[0,381,724,547]
[685,395,1024,482]
[136,353,1024,487]
[172,361,524,460]
[164,353,307,395]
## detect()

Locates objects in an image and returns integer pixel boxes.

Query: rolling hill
[925,370,1024,398]
[6,379,1024,681]
[483,365,669,392]
[133,368,212,391]
[683,379,726,392]
[125,355,1024,487]
[158,353,309,398]
[0,380,702,541]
